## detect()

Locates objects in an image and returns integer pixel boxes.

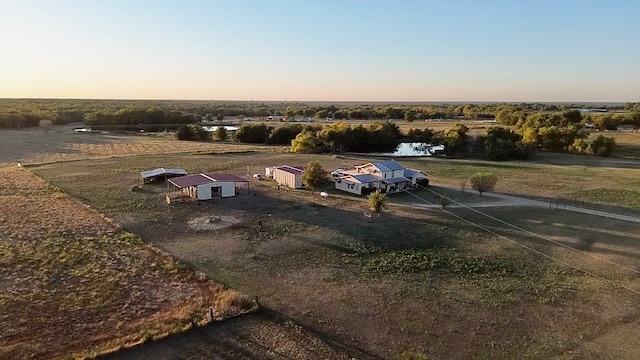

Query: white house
[334,160,428,195]
[273,165,304,189]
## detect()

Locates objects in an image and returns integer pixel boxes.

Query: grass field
[0,164,256,360]
[5,125,640,359]
[30,150,640,359]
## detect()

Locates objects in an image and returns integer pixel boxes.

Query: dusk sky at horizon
[1,0,639,102]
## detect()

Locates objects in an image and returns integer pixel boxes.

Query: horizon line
[0,97,634,105]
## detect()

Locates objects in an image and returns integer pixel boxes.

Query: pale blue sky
[1,0,638,101]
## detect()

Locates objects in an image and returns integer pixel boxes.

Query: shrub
[213,126,228,140]
[368,190,388,214]
[590,135,615,157]
[470,172,498,196]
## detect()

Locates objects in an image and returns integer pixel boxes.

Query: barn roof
[204,173,248,182]
[140,167,187,179]
[276,165,304,175]
[168,174,214,188]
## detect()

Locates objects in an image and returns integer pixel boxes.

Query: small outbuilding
[140,168,188,183]
[166,173,248,203]
[273,165,304,189]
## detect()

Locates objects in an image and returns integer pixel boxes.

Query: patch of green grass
[344,243,572,306]
[571,188,640,209]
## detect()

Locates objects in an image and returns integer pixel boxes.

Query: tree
[589,135,616,157]
[367,190,387,214]
[470,172,498,196]
[315,109,329,119]
[176,125,196,141]
[234,124,270,143]
[214,126,228,140]
[302,161,328,192]
[291,132,322,153]
[404,110,416,122]
[216,113,225,121]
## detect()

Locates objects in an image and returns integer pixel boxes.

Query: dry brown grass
[0,164,255,360]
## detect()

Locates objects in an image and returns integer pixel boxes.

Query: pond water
[383,142,445,157]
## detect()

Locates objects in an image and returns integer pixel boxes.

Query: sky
[0,0,639,102]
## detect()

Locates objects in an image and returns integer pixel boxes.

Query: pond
[382,142,445,157]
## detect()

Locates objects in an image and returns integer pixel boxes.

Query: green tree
[315,109,329,119]
[442,123,469,156]
[367,190,387,214]
[234,123,270,143]
[216,113,225,121]
[302,160,328,192]
[470,172,498,196]
[214,126,228,140]
[290,132,322,153]
[590,135,616,157]
[176,124,196,141]
[404,110,416,122]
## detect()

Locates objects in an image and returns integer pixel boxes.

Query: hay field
[0,165,253,360]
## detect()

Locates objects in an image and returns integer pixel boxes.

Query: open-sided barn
[166,173,248,203]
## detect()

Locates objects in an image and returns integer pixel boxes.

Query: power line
[415,184,640,276]
[401,189,640,297]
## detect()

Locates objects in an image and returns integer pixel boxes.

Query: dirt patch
[188,215,242,231]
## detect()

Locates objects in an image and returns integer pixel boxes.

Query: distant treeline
[2,98,639,129]
[180,110,618,159]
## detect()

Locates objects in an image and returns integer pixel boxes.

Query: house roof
[404,168,427,178]
[140,167,187,178]
[203,173,248,182]
[370,160,407,172]
[276,165,304,175]
[349,174,380,183]
[169,173,248,188]
[169,174,214,188]
[382,176,411,185]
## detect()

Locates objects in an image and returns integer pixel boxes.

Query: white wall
[335,178,361,195]
[274,169,303,189]
[196,182,235,200]
[218,182,235,197]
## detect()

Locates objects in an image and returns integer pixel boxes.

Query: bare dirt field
[30,152,640,359]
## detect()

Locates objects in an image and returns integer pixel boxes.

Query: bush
[214,126,228,140]
[470,172,498,196]
[590,135,615,157]
[368,190,388,213]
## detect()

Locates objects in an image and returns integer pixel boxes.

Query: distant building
[617,125,638,132]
